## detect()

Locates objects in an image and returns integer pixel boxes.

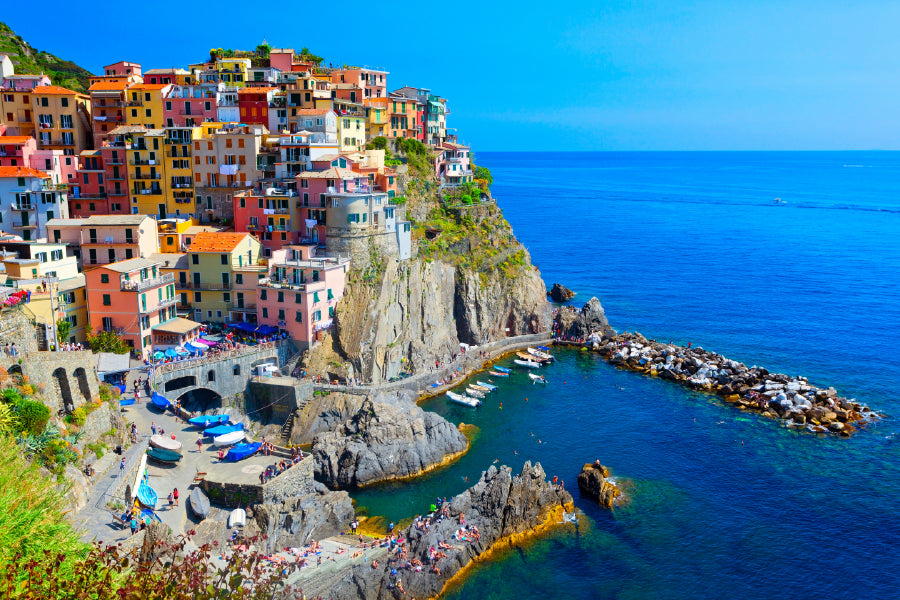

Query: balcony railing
[259,278,326,292]
[121,273,174,292]
[130,159,159,166]
[11,203,34,211]
[12,221,37,229]
[86,237,135,245]
[182,281,232,290]
[140,296,178,313]
[132,172,161,180]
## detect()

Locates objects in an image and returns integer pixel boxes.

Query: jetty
[558,332,879,436]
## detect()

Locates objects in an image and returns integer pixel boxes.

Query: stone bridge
[0,350,100,414]
[152,340,294,402]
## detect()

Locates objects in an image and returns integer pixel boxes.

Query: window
[102,294,111,306]
[260,289,267,300]
[262,307,268,318]
[194,291,202,302]
[327,288,334,300]
[312,310,321,321]
[235,273,243,285]
[295,311,303,323]
[192,254,199,264]
[220,254,228,265]
[100,274,109,283]
[277,291,284,303]
[313,291,320,303]
[328,306,334,317]
[233,365,241,376]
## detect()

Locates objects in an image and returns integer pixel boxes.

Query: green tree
[56,319,71,345]
[474,165,493,187]
[255,43,271,58]
[85,326,130,355]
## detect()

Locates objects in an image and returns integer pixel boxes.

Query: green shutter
[313,291,319,303]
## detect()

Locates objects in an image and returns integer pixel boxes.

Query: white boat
[476,381,498,391]
[466,387,486,399]
[149,435,183,451]
[213,430,245,446]
[469,383,491,392]
[446,391,481,407]
[529,373,547,384]
[528,347,554,361]
[228,508,247,528]
[514,359,541,369]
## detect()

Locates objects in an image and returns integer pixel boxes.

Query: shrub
[65,406,87,427]
[14,399,50,435]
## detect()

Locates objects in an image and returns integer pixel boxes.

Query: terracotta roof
[189,232,249,253]
[294,108,331,116]
[0,166,49,179]
[131,84,169,90]
[32,85,78,95]
[0,136,33,145]
[89,81,130,92]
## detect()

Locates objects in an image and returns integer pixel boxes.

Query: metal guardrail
[153,340,282,376]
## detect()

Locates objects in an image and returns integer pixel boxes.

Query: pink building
[0,135,36,168]
[331,68,388,99]
[233,189,295,255]
[256,244,349,348]
[84,256,181,360]
[163,85,218,127]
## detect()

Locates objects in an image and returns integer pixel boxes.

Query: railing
[11,203,34,211]
[153,340,282,376]
[85,237,134,245]
[132,172,161,180]
[121,273,174,292]
[141,296,178,312]
[12,221,36,228]
[259,278,326,292]
[182,281,232,290]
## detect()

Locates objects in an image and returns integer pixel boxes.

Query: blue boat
[204,423,244,437]
[119,397,135,406]
[493,366,511,373]
[224,442,261,462]
[137,482,158,509]
[188,414,230,428]
[150,393,170,410]
[140,508,161,524]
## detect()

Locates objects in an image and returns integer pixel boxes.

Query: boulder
[548,283,576,302]
[577,463,623,508]
[253,487,355,552]
[313,398,468,488]
[556,297,614,339]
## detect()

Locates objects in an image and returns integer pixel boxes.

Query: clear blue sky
[5,1,899,151]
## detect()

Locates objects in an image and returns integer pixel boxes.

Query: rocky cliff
[303,148,551,384]
[313,462,573,600]
[577,462,624,508]
[313,397,468,488]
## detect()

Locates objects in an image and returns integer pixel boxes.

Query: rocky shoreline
[555,297,880,437]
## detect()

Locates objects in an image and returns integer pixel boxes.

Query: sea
[351,152,900,599]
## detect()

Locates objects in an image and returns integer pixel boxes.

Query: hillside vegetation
[0,21,93,92]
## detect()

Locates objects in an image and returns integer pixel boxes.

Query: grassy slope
[0,21,94,92]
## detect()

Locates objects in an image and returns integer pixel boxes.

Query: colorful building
[88,80,132,150]
[0,165,69,240]
[185,232,265,324]
[1,88,38,137]
[436,141,473,185]
[125,84,169,130]
[84,256,179,360]
[47,214,159,267]
[330,68,388,99]
[237,87,276,126]
[163,84,218,127]
[232,189,294,256]
[31,85,92,155]
[256,244,349,348]
[337,115,366,152]
[192,123,266,223]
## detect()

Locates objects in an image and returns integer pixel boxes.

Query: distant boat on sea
[774,198,786,204]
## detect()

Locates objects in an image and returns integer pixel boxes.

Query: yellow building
[157,218,195,253]
[186,232,264,323]
[337,115,366,152]
[125,84,169,130]
[123,127,167,217]
[215,58,252,89]
[31,86,92,155]
[165,126,201,215]
[364,101,390,140]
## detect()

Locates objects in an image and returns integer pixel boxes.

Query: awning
[164,348,178,358]
[195,339,216,347]
[153,351,165,360]
[232,321,257,333]
[186,341,206,353]
[175,347,190,355]
[255,324,278,335]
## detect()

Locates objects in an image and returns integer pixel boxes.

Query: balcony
[0,149,24,158]
[86,237,135,246]
[259,277,326,292]
[132,172,161,180]
[121,272,174,292]
[183,281,232,290]
[11,203,34,211]
[130,159,159,166]
[12,221,37,229]
[140,296,178,313]
[135,188,163,195]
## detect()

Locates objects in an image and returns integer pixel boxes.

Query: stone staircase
[280,408,298,444]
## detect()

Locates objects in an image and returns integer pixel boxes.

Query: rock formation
[577,463,623,508]
[313,462,572,600]
[253,482,355,552]
[556,297,614,340]
[313,398,468,488]
[548,283,576,302]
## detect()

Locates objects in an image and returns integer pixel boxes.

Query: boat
[529,373,547,384]
[204,423,244,437]
[136,482,157,509]
[228,508,247,528]
[140,508,162,524]
[466,387,486,399]
[213,430,245,446]
[476,381,498,391]
[224,442,261,462]
[150,393,170,410]
[493,366,511,373]
[469,384,491,392]
[189,487,210,519]
[514,359,541,369]
[119,397,135,406]
[517,351,550,363]
[489,370,509,377]
[147,447,182,464]
[188,414,230,428]
[527,347,554,361]
[149,434,183,451]
[446,391,481,407]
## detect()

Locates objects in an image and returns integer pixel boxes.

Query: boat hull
[213,430,245,446]
[147,447,182,463]
[514,359,541,369]
[150,435,183,451]
[137,482,157,509]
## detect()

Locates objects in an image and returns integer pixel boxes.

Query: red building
[238,87,277,126]
[232,189,295,256]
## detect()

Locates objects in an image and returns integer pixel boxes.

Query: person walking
[151,421,157,436]
[196,436,203,453]
[167,492,174,509]
[173,488,179,507]
[120,457,126,473]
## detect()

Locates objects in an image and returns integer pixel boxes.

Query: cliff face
[304,151,550,384]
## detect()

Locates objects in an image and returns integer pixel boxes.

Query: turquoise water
[352,152,900,598]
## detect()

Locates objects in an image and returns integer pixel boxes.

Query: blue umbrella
[164,348,178,358]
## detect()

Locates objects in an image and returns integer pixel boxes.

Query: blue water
[352,152,900,599]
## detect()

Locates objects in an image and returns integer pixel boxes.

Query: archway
[52,367,74,412]
[164,375,197,393]
[176,388,223,414]
[73,367,92,403]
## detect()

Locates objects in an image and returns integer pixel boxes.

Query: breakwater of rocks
[553,298,879,437]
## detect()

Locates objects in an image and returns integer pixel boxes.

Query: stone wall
[201,458,314,509]
[262,457,315,504]
[246,379,312,426]
[0,350,100,412]
[0,306,39,355]
[201,478,264,509]
[324,227,401,270]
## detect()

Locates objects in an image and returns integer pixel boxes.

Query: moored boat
[489,370,509,377]
[189,487,211,518]
[514,359,541,369]
[140,508,162,524]
[466,387,486,399]
[188,414,230,428]
[517,351,550,363]
[446,390,481,407]
[150,434,182,451]
[213,430,245,446]
[150,393,170,410]
[493,366,511,373]
[469,383,491,392]
[529,373,548,384]
[204,423,244,437]
[476,381,498,391]
[229,508,247,528]
[527,347,554,361]
[136,482,157,509]
[147,447,182,463]
[225,442,261,462]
